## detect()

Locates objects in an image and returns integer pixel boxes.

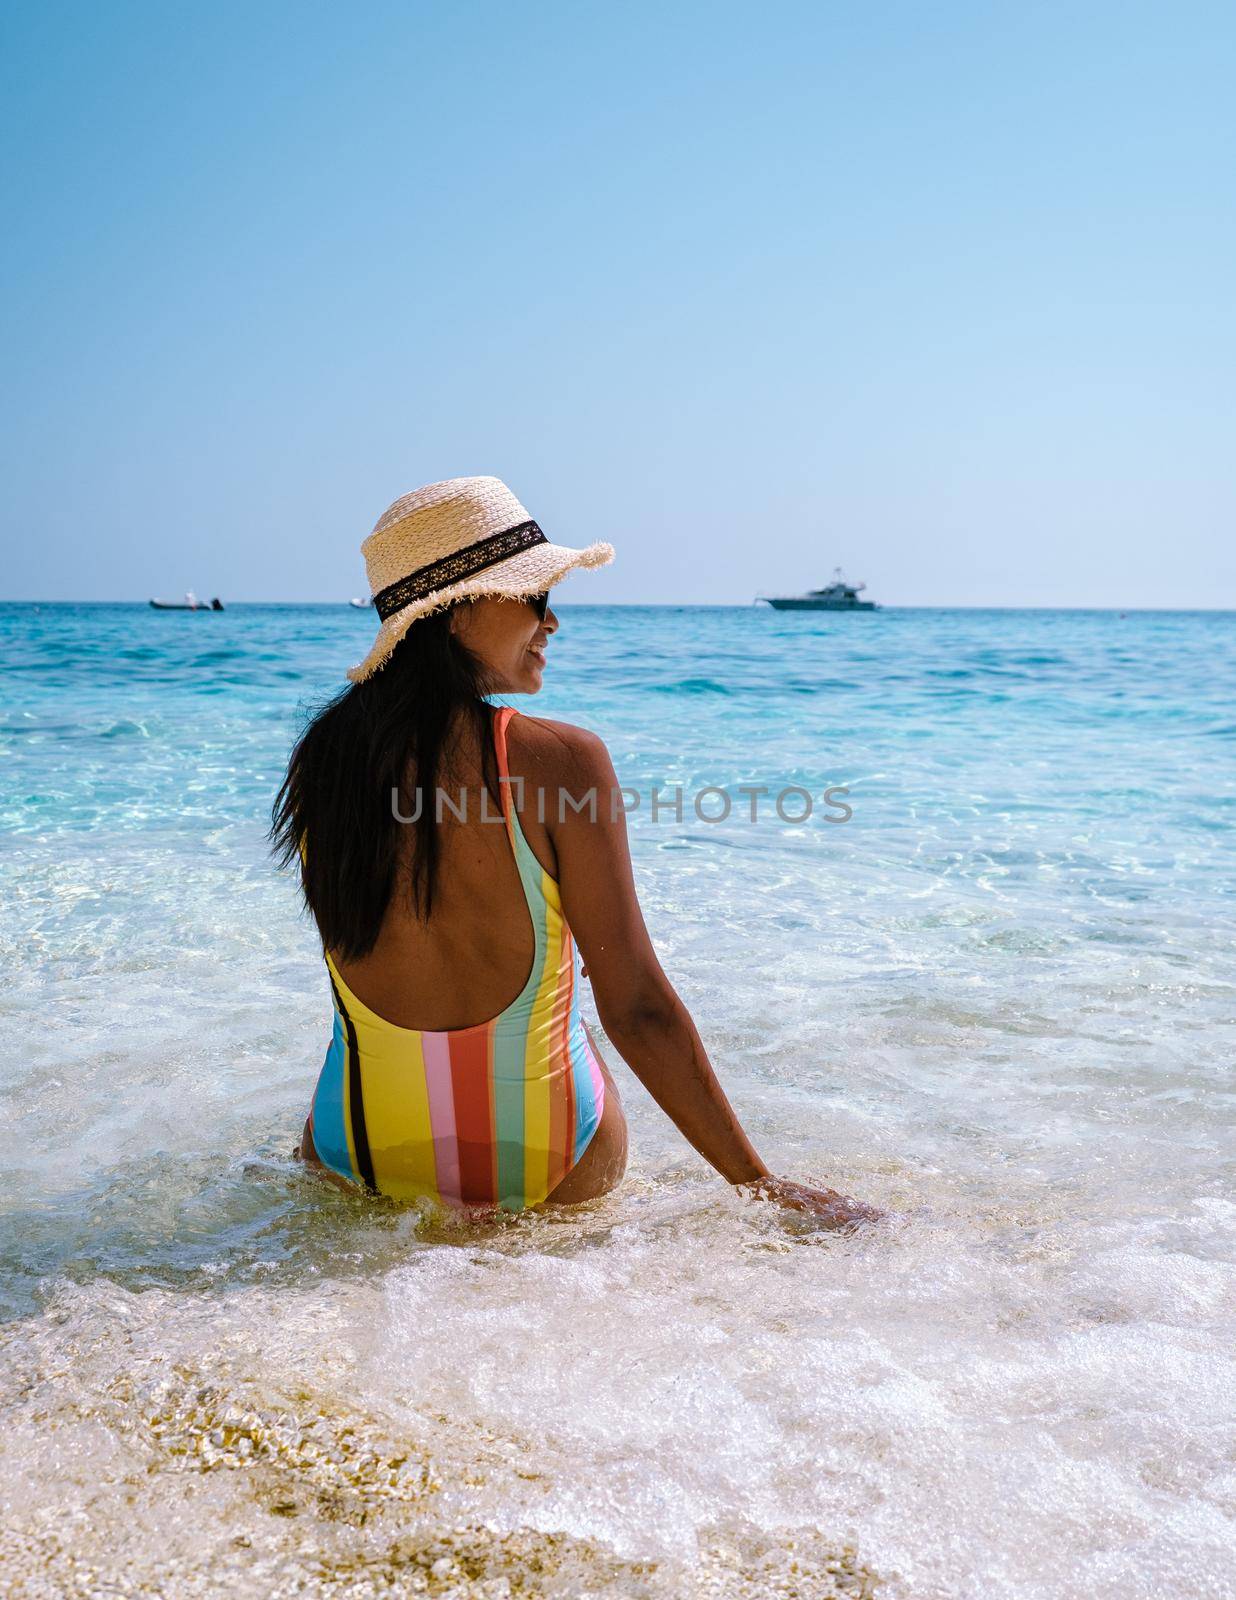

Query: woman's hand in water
[738,1174,884,1229]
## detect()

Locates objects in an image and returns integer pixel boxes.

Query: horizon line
[3,599,1236,613]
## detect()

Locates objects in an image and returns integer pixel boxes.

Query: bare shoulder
[504,712,616,787]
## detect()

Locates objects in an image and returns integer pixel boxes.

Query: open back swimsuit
[307,704,606,1212]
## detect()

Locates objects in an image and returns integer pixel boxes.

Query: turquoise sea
[2,600,1234,1599]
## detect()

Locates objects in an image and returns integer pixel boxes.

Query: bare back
[331,704,562,1031]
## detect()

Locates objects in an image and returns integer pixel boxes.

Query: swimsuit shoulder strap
[489,705,549,895]
[490,705,520,849]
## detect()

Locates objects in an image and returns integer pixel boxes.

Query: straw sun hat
[347,475,614,683]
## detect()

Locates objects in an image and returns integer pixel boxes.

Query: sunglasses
[526,591,550,621]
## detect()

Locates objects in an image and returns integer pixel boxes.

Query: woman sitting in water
[273,475,880,1227]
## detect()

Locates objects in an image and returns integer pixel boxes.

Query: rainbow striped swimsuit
[307,705,606,1212]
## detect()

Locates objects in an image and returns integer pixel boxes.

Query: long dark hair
[270,606,500,960]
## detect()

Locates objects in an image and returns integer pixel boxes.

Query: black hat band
[372,520,548,621]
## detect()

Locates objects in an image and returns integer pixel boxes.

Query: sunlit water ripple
[1,601,1234,1599]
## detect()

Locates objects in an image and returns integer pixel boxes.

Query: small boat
[149,591,224,611]
[349,597,372,609]
[758,568,878,611]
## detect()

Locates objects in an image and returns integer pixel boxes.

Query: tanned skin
[299,594,882,1228]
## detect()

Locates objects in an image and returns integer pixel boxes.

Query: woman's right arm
[541,722,881,1227]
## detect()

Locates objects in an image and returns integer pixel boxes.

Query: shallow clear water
[1,601,1234,1599]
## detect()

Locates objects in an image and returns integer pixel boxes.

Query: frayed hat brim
[347,539,613,683]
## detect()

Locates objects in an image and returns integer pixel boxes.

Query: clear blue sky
[2,1,1233,606]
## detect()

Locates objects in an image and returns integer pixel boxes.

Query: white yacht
[758,567,878,611]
